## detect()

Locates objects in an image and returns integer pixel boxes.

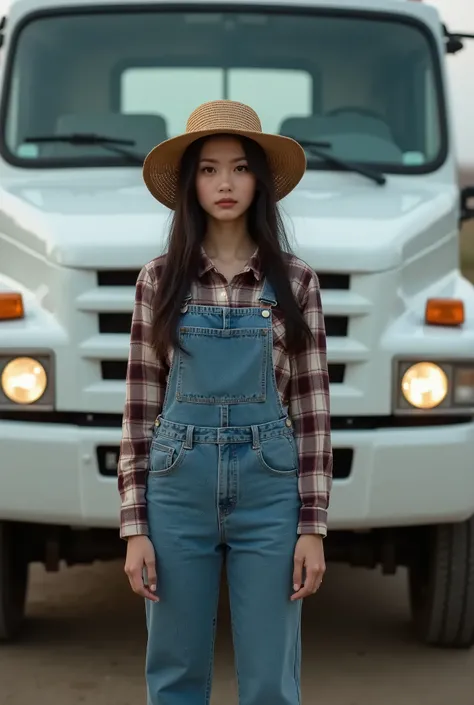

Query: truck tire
[0,522,29,642]
[408,516,474,648]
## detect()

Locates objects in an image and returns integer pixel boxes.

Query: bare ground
[0,561,473,705]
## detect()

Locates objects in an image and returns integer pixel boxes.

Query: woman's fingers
[291,563,325,601]
[128,566,144,594]
[127,565,160,602]
[292,555,304,593]
[124,536,160,602]
[144,555,159,601]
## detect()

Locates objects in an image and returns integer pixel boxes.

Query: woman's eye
[236,165,248,172]
[201,166,214,174]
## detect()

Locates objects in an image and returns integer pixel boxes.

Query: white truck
[1,0,474,647]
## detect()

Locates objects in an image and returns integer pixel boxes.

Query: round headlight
[1,357,48,404]
[401,362,448,409]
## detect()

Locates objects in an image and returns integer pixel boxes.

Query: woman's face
[195,136,257,222]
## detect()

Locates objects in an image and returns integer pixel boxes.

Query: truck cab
[1,0,474,647]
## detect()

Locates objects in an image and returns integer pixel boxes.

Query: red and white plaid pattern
[118,249,333,538]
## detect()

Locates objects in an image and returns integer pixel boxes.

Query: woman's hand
[124,535,160,602]
[291,534,326,601]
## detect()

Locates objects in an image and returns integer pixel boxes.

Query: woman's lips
[216,199,237,208]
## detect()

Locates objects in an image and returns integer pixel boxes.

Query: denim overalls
[145,278,302,705]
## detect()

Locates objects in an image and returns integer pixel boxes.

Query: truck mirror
[443,26,474,54]
[446,34,464,54]
[460,187,474,223]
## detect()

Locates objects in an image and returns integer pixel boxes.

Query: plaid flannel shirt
[118,248,333,538]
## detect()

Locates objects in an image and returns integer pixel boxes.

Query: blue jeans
[145,419,301,705]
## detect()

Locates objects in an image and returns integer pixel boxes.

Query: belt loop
[251,425,260,450]
[184,425,194,450]
[220,406,229,428]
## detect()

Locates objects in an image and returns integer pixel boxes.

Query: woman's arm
[117,263,167,539]
[289,270,333,538]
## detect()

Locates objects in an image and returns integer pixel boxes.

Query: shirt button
[285,418,292,427]
[261,309,270,318]
[220,290,227,299]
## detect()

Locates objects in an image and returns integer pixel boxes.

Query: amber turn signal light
[0,293,24,320]
[425,298,464,326]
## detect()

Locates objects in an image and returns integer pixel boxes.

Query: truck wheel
[0,522,29,642]
[408,517,474,648]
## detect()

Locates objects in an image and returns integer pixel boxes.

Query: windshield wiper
[24,133,144,164]
[291,138,386,186]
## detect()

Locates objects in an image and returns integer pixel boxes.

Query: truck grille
[75,267,374,414]
[97,270,141,286]
[100,359,346,384]
[98,312,349,337]
[97,270,351,290]
[93,269,352,384]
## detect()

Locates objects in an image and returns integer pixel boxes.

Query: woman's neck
[203,218,255,262]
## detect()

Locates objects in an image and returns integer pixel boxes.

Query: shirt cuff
[297,506,328,537]
[120,513,149,540]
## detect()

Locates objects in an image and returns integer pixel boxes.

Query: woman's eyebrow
[199,156,247,163]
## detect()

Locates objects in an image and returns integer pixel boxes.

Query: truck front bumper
[0,419,473,529]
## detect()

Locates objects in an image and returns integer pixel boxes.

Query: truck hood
[0,171,458,271]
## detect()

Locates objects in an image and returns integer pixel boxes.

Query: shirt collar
[198,246,262,281]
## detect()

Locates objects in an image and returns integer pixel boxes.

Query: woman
[117,100,333,705]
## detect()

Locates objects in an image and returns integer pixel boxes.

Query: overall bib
[145,278,302,705]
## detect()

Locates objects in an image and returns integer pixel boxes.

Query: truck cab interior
[1,7,443,173]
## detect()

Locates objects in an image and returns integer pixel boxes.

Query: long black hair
[151,134,313,361]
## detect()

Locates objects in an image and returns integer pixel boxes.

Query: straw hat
[143,100,306,209]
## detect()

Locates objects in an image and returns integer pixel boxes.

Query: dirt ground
[0,560,473,705]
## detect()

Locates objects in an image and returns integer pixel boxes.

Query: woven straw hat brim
[143,127,307,210]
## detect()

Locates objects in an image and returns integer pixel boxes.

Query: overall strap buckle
[180,291,192,314]
[259,278,277,319]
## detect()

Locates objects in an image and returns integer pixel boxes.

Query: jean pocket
[149,435,186,476]
[256,435,298,476]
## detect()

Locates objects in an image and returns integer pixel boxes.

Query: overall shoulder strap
[258,277,277,306]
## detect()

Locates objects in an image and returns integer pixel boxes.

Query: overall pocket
[256,435,298,476]
[149,434,187,476]
[176,326,268,404]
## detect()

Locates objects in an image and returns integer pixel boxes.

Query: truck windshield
[1,8,445,173]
